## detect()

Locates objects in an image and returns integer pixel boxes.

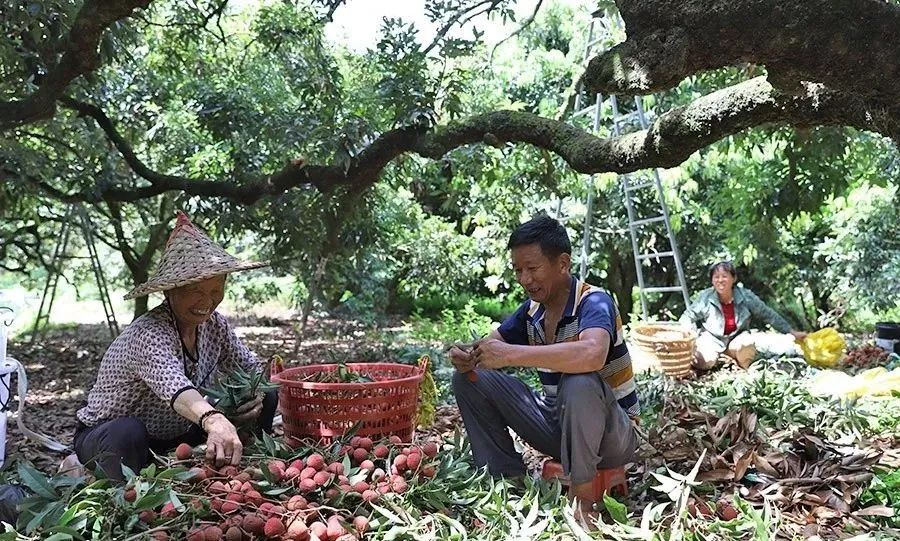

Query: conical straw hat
[124,211,268,299]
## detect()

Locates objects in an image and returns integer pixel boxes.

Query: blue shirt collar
[528,275,579,323]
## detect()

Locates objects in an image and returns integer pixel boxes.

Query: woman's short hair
[709,261,737,280]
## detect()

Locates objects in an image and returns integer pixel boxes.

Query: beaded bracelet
[198,409,226,431]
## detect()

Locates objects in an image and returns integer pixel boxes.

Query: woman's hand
[204,414,243,467]
[231,393,264,426]
[790,330,808,342]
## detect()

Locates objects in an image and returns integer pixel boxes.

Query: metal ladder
[572,9,690,319]
[31,205,119,343]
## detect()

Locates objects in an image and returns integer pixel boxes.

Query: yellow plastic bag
[799,328,845,368]
[809,366,900,399]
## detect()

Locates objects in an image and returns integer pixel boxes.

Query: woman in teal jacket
[679,262,806,369]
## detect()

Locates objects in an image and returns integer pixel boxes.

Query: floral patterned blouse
[76,302,259,439]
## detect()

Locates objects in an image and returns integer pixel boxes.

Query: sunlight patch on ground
[22,388,85,404]
[234,326,283,336]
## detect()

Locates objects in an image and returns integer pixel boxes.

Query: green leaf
[45,525,85,540]
[262,486,293,496]
[57,503,88,527]
[371,502,407,524]
[168,489,184,511]
[134,490,170,511]
[24,500,64,534]
[603,493,629,524]
[156,466,188,480]
[121,464,136,481]
[17,462,58,500]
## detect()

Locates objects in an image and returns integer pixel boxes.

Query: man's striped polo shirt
[497,276,640,418]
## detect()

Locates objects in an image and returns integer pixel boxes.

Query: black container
[875,322,900,354]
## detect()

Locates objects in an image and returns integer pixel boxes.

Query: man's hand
[231,393,264,426]
[204,415,243,467]
[472,338,511,370]
[448,346,477,373]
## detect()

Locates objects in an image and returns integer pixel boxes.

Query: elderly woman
[74,212,276,479]
[679,261,807,370]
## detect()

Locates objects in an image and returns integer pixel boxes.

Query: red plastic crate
[273,361,425,446]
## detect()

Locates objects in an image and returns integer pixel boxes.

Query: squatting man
[450,215,638,517]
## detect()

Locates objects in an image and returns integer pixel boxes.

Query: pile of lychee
[130,435,442,540]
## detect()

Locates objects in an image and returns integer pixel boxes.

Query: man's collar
[528,275,579,322]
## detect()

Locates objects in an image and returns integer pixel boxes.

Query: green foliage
[10,460,196,540]
[417,357,439,427]
[817,183,900,312]
[643,357,900,441]
[859,469,900,527]
[225,275,293,311]
[409,300,495,343]
[1,0,898,332]
[203,362,280,422]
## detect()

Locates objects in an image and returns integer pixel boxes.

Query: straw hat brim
[124,260,268,300]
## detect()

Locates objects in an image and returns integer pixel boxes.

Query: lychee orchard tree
[1,0,898,322]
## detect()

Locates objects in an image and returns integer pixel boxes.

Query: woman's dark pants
[73,390,278,480]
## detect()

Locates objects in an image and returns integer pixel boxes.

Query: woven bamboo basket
[631,324,697,378]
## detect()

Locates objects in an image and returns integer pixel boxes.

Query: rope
[3,357,69,452]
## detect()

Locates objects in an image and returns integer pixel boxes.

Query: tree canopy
[1,0,898,325]
[2,0,897,202]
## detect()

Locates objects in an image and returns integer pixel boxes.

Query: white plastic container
[0,309,12,468]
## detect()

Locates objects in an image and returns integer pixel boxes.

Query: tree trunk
[131,267,149,320]
[294,254,330,354]
[605,243,636,325]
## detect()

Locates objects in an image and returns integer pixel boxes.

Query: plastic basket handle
[269,354,284,379]
[417,355,430,374]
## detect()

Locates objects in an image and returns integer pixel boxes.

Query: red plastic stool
[541,460,628,499]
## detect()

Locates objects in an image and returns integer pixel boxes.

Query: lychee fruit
[264,517,287,537]
[202,525,223,541]
[422,441,439,457]
[299,478,317,492]
[306,453,325,471]
[285,518,309,541]
[313,471,332,486]
[242,513,265,534]
[160,502,178,518]
[309,521,327,540]
[139,510,156,524]
[353,516,370,534]
[224,526,242,541]
[175,443,193,460]
[326,515,347,539]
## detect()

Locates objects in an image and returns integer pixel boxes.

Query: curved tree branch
[0,0,152,130]
[53,76,895,204]
[583,0,900,113]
